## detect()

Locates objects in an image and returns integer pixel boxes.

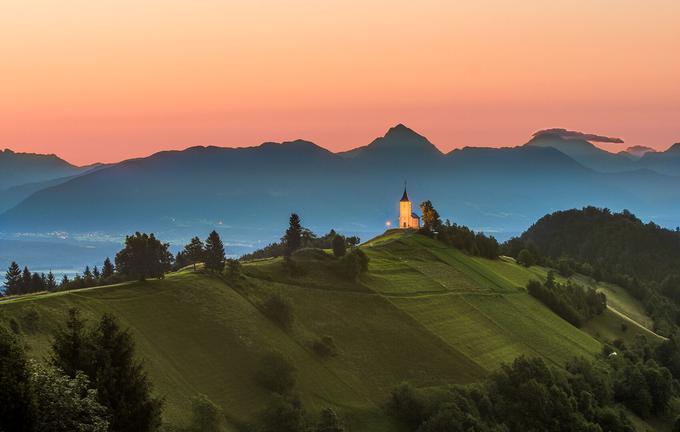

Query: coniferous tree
[101,257,115,279]
[0,326,37,432]
[284,213,303,256]
[83,266,94,286]
[21,266,31,294]
[46,271,57,291]
[204,231,226,272]
[93,266,100,280]
[51,308,89,378]
[4,261,22,296]
[51,311,163,432]
[60,275,70,289]
[184,236,206,271]
[88,313,163,432]
[30,272,44,293]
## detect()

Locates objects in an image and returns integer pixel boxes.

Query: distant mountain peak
[667,143,680,154]
[341,124,443,160]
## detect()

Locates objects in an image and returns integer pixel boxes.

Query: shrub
[188,394,222,432]
[257,395,306,432]
[338,249,369,280]
[256,351,297,395]
[261,293,294,330]
[312,336,337,358]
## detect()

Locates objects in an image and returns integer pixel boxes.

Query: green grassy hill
[0,230,661,431]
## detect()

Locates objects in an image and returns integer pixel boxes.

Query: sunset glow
[2,0,679,165]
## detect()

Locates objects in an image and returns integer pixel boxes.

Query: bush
[187,394,222,432]
[255,351,297,395]
[261,293,294,330]
[338,249,369,280]
[312,336,337,358]
[257,395,306,432]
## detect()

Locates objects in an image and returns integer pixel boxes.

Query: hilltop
[0,230,658,431]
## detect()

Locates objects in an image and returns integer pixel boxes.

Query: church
[398,186,421,229]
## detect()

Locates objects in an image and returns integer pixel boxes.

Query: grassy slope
[0,230,659,431]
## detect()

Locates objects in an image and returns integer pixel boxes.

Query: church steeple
[398,182,420,229]
[400,187,409,202]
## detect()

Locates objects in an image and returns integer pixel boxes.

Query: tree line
[387,333,680,431]
[2,230,229,297]
[527,272,607,328]
[502,207,680,336]
[418,200,500,259]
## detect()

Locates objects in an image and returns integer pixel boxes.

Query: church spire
[400,181,409,202]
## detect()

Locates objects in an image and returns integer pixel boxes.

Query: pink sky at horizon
[1,0,679,165]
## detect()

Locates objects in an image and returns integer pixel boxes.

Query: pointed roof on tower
[400,187,409,202]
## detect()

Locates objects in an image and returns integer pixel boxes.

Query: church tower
[398,186,420,229]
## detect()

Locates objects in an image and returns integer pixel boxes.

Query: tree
[101,257,115,279]
[262,293,294,330]
[517,249,535,267]
[60,274,70,289]
[183,236,206,271]
[51,310,163,432]
[93,266,101,280]
[87,314,163,432]
[332,234,346,257]
[30,362,109,432]
[204,231,226,272]
[0,326,36,432]
[420,200,442,234]
[256,351,297,394]
[21,266,32,294]
[83,266,94,286]
[51,308,89,378]
[30,271,45,293]
[284,213,303,256]
[258,395,307,432]
[346,236,361,247]
[339,249,370,280]
[46,271,57,291]
[115,232,173,281]
[4,261,22,296]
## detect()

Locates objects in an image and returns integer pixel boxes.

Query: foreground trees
[51,309,163,432]
[115,232,173,281]
[0,325,109,432]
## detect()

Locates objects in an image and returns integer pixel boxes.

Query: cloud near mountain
[533,128,624,144]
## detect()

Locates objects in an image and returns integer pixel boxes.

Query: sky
[1,0,679,165]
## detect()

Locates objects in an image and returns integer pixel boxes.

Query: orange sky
[1,0,679,165]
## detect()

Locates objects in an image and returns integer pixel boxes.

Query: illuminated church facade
[398,187,421,229]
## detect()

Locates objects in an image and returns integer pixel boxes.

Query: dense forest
[504,207,680,335]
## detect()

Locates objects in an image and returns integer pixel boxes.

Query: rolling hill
[0,230,657,431]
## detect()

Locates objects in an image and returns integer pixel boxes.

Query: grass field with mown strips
[0,230,659,431]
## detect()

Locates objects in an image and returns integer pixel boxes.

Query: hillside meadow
[0,231,660,431]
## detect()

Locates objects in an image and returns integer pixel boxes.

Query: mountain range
[1,124,679,264]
